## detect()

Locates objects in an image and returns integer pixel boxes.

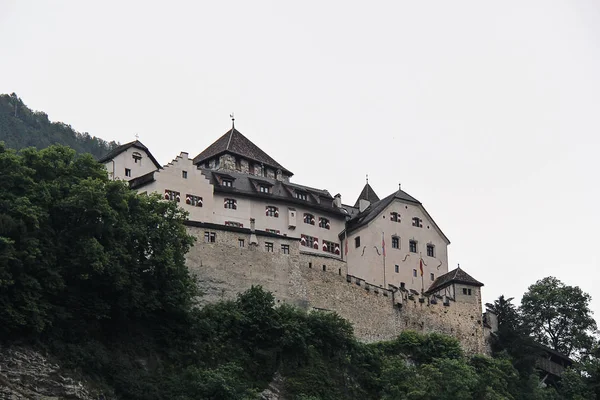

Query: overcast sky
[1,0,599,319]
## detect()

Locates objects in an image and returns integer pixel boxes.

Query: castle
[99,123,492,354]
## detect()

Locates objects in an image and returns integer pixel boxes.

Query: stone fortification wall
[185,226,486,354]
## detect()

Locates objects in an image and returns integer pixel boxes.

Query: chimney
[333,193,342,208]
[249,218,258,245]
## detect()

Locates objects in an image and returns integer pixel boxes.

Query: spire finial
[135,133,139,140]
[366,174,369,184]
[398,183,401,191]
[230,113,235,129]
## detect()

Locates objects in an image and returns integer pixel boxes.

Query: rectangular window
[238,239,245,248]
[395,265,399,273]
[462,288,472,295]
[259,185,270,193]
[222,179,233,187]
[355,236,360,248]
[182,170,188,179]
[266,206,278,217]
[225,221,244,228]
[430,273,435,281]
[427,244,435,257]
[296,192,307,201]
[165,190,181,202]
[390,212,400,222]
[392,237,399,249]
[265,242,274,252]
[303,213,315,225]
[412,217,422,227]
[409,240,417,253]
[322,240,339,254]
[265,228,280,234]
[319,217,330,229]
[125,168,131,177]
[281,244,290,254]
[301,234,318,249]
[224,198,237,209]
[413,269,417,277]
[204,231,216,243]
[186,194,203,207]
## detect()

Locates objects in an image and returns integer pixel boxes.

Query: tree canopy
[520,277,597,358]
[0,93,117,158]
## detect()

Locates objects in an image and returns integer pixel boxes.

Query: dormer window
[132,152,142,164]
[390,212,400,222]
[222,179,233,187]
[319,217,330,230]
[303,213,315,225]
[412,217,423,227]
[259,185,270,193]
[296,192,308,201]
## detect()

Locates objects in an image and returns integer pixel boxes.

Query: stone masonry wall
[186,226,486,355]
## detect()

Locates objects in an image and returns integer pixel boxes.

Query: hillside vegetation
[0,93,117,158]
[1,144,599,399]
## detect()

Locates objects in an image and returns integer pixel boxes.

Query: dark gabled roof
[98,140,162,170]
[345,188,421,234]
[129,170,156,189]
[353,183,380,207]
[201,169,345,217]
[192,128,293,176]
[425,267,483,294]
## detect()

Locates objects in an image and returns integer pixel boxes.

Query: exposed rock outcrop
[0,345,107,400]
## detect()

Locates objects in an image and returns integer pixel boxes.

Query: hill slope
[0,93,117,158]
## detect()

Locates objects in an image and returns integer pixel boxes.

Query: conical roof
[353,183,380,207]
[192,127,292,176]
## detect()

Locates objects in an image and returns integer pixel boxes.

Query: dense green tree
[520,277,597,358]
[0,93,117,158]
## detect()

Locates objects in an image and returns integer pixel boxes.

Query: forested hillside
[0,93,117,158]
[1,144,598,399]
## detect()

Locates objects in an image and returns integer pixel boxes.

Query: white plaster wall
[212,193,345,258]
[137,152,216,222]
[346,199,449,292]
[104,147,157,181]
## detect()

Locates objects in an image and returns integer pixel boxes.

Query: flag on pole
[419,258,424,276]
[382,233,386,257]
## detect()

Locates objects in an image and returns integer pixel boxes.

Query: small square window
[204,232,216,243]
[413,269,417,277]
[182,171,188,179]
[392,237,399,249]
[260,185,270,193]
[125,168,131,177]
[222,179,233,187]
[355,236,361,248]
[430,273,435,281]
[281,244,290,254]
[412,217,422,227]
[296,192,307,201]
[265,242,274,252]
[395,265,399,273]
[409,240,418,253]
[238,239,245,248]
[462,288,472,296]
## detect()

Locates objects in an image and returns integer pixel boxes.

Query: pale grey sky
[1,0,599,319]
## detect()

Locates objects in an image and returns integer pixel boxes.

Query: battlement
[184,225,488,354]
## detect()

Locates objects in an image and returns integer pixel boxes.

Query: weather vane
[135,133,139,140]
[230,113,235,129]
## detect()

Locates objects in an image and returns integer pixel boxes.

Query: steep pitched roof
[192,128,293,176]
[353,183,380,207]
[98,140,162,169]
[425,267,483,294]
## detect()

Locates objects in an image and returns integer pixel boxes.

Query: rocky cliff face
[0,346,108,400]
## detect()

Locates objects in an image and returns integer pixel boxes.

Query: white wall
[346,198,449,292]
[104,147,157,181]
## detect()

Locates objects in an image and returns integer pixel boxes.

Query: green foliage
[1,144,598,398]
[521,277,597,358]
[0,93,117,158]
